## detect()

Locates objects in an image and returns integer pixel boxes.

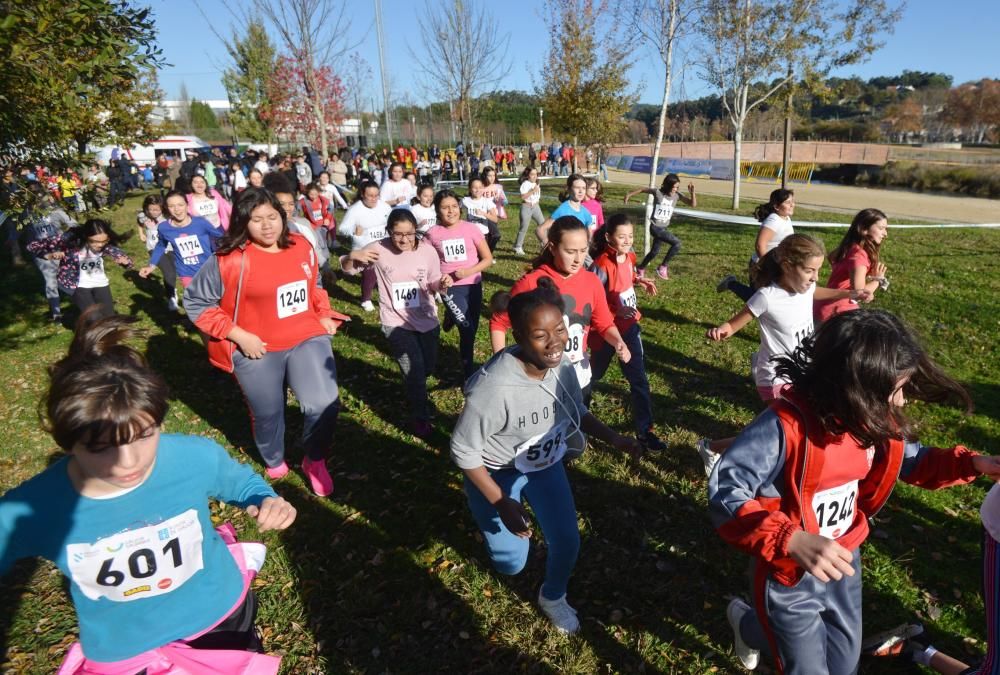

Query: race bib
[276,279,308,318]
[174,234,204,259]
[66,509,205,602]
[513,421,568,473]
[812,480,858,539]
[80,257,105,276]
[619,287,637,309]
[366,228,387,244]
[146,226,159,248]
[392,281,421,310]
[563,319,585,364]
[442,237,468,263]
[653,199,673,222]
[195,200,218,218]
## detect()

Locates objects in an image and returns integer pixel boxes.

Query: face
[86,232,110,253]
[191,176,207,194]
[607,224,634,254]
[275,193,296,220]
[515,304,569,372]
[146,204,162,221]
[307,188,320,201]
[438,196,461,226]
[483,169,495,184]
[249,171,263,187]
[71,422,159,492]
[319,173,329,185]
[570,179,586,202]
[469,180,483,198]
[550,229,590,275]
[407,174,416,186]
[389,222,418,251]
[166,195,188,221]
[889,374,911,407]
[775,196,795,218]
[782,254,824,293]
[863,218,889,245]
[528,169,537,182]
[586,183,598,200]
[247,202,284,248]
[362,186,380,208]
[418,188,434,207]
[390,165,403,181]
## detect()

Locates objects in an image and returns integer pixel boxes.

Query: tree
[943,80,1000,144]
[261,56,346,150]
[698,0,903,208]
[222,19,277,143]
[535,0,637,163]
[0,0,162,166]
[410,0,512,144]
[190,101,222,135]
[64,69,163,157]
[883,98,923,143]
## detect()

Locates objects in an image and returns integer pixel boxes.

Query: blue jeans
[447,282,482,378]
[638,224,681,269]
[464,462,580,600]
[590,323,653,434]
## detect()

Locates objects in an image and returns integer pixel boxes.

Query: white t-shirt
[380,179,412,206]
[981,483,1000,543]
[253,160,270,175]
[411,204,438,233]
[232,170,247,191]
[462,196,496,236]
[192,197,220,228]
[760,213,794,253]
[745,282,815,388]
[520,180,540,206]
[77,247,109,289]
[337,200,392,250]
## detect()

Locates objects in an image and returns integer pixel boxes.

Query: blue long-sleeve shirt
[149,217,221,278]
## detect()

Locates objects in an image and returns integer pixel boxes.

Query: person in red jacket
[588,214,663,451]
[490,215,631,400]
[183,188,350,497]
[708,309,1000,675]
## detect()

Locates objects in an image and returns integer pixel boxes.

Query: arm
[899,440,984,488]
[103,245,132,268]
[536,218,553,243]
[623,188,655,204]
[182,256,262,358]
[677,184,697,207]
[25,234,64,258]
[755,227,776,258]
[202,437,296,532]
[707,306,754,341]
[813,286,872,302]
[482,202,499,223]
[454,237,494,281]
[339,245,379,276]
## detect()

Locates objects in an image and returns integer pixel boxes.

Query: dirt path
[605,168,999,224]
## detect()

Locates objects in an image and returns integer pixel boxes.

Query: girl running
[186,174,232,231]
[589,214,665,452]
[424,189,494,378]
[136,194,179,311]
[581,177,606,236]
[814,208,889,324]
[380,162,412,207]
[26,218,133,319]
[452,279,641,634]
[462,175,501,251]
[298,182,334,234]
[317,170,349,210]
[139,190,221,289]
[409,183,438,233]
[491,216,631,396]
[183,188,348,497]
[337,180,392,312]
[709,309,1000,675]
[537,174,593,243]
[623,173,696,280]
[0,314,295,673]
[717,188,795,300]
[341,209,452,438]
[480,165,509,220]
[514,165,544,256]
[22,185,75,322]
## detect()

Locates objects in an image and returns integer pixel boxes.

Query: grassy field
[1,182,998,673]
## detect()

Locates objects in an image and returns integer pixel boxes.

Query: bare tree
[698,0,903,208]
[410,0,512,144]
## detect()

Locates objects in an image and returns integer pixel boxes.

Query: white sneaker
[727,598,760,670]
[360,300,375,312]
[697,438,721,478]
[514,247,525,256]
[166,297,179,312]
[538,590,580,634]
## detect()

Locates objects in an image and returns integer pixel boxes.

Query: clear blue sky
[153,0,1000,106]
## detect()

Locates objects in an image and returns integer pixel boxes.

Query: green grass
[1,183,999,673]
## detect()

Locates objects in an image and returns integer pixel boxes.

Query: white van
[91,136,212,165]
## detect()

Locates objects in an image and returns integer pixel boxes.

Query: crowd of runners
[0,144,997,675]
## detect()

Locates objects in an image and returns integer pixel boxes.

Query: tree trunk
[645,0,677,256]
[732,120,743,209]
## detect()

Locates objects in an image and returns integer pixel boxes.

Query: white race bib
[276,279,308,318]
[441,237,468,263]
[653,199,673,222]
[66,509,205,602]
[174,234,204,259]
[366,228,387,244]
[812,480,858,539]
[391,281,421,309]
[563,319,585,364]
[80,256,105,277]
[513,421,568,473]
[619,286,637,309]
[195,199,218,219]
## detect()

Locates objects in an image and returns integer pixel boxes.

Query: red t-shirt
[815,244,870,323]
[238,241,328,350]
[808,433,874,551]
[589,247,640,349]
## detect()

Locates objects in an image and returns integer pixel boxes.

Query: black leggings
[638,224,681,269]
[158,251,177,298]
[71,286,115,318]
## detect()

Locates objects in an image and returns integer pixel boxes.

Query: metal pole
[374,0,393,148]
[539,108,544,146]
[781,64,793,189]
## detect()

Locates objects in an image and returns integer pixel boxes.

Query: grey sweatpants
[514,203,545,250]
[232,334,340,468]
[741,549,863,675]
[382,325,439,422]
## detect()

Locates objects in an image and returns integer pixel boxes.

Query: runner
[717,188,795,300]
[462,175,501,251]
[139,191,221,289]
[22,185,76,321]
[337,180,392,311]
[814,208,890,324]
[536,174,593,243]
[409,183,438,233]
[186,175,232,231]
[136,194,179,311]
[513,165,544,256]
[623,173,696,280]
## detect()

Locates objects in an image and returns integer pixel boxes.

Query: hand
[354,225,364,236]
[688,182,696,194]
[138,265,155,278]
[235,332,267,358]
[786,530,855,582]
[851,289,874,303]
[623,194,631,204]
[246,496,297,532]
[495,497,532,538]
[973,455,1000,481]
[615,305,638,320]
[707,323,732,341]
[319,317,338,335]
[438,274,454,291]
[615,340,632,364]
[613,434,644,460]
[874,262,887,278]
[452,268,466,281]
[48,251,66,261]
[638,279,658,296]
[349,248,379,264]
[114,255,130,266]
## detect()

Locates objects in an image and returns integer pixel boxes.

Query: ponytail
[753,188,794,223]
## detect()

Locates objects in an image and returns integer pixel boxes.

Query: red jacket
[714,392,980,587]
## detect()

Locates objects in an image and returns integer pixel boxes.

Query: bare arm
[707,306,755,341]
[755,228,776,258]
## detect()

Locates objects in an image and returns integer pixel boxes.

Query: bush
[875,161,1000,198]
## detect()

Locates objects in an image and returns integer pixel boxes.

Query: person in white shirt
[379,162,411,207]
[513,166,544,255]
[253,153,270,175]
[337,180,392,311]
[717,188,796,301]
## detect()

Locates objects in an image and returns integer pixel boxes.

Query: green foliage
[873,161,1000,199]
[189,101,220,132]
[221,19,277,143]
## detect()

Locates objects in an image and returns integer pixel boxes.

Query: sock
[914,645,937,666]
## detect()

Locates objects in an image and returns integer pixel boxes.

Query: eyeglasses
[391,232,417,240]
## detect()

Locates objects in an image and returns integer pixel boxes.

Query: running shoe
[265,461,290,480]
[360,300,375,312]
[514,247,525,256]
[861,623,925,657]
[166,297,179,312]
[697,438,721,477]
[301,456,334,497]
[639,430,668,452]
[727,598,760,670]
[538,590,580,634]
[50,311,63,323]
[656,265,670,280]
[717,275,738,293]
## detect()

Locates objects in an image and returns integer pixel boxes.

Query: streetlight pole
[374,0,393,149]
[539,108,545,147]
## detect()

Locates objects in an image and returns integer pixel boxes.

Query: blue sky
[154,0,999,106]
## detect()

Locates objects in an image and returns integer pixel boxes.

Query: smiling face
[165,194,189,222]
[528,168,538,182]
[550,229,590,276]
[388,220,418,252]
[247,202,283,250]
[864,218,889,245]
[606,223,634,255]
[775,195,795,218]
[437,195,461,227]
[190,175,208,195]
[69,419,159,495]
[469,180,483,199]
[418,187,434,207]
[514,303,569,374]
[390,164,403,181]
[780,254,824,294]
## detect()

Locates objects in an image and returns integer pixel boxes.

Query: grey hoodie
[451,347,587,471]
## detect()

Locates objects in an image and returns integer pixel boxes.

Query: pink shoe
[265,461,289,480]
[656,265,670,280]
[301,456,334,497]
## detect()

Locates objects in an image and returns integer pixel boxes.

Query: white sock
[914,645,937,666]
